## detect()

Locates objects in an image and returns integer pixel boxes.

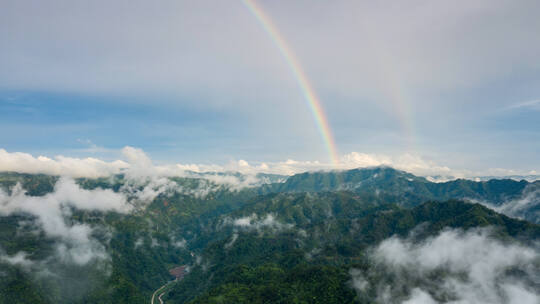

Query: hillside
[0,170,539,303]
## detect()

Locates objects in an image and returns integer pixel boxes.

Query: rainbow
[242,0,340,165]
[366,36,416,152]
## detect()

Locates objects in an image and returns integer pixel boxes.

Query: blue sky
[1,0,539,174]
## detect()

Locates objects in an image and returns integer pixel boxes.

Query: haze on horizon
[1,0,540,175]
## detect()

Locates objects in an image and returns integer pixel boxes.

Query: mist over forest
[1,156,539,303]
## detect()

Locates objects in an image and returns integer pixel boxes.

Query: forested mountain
[261,167,540,222]
[267,167,532,204]
[0,168,538,303]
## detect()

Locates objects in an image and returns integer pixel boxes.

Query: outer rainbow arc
[242,0,340,165]
[358,18,416,153]
[373,45,416,153]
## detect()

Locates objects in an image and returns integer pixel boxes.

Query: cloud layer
[351,228,540,304]
[231,213,293,231]
[0,178,129,265]
[2,0,539,101]
[477,184,540,223]
[0,148,128,178]
[1,0,540,174]
[1,146,537,181]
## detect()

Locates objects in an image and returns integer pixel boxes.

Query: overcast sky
[1,0,539,174]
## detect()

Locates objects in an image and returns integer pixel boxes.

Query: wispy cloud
[230,213,293,231]
[475,184,540,223]
[74,139,115,154]
[503,99,540,111]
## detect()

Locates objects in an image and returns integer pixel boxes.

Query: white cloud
[402,289,437,304]
[476,185,540,223]
[230,213,293,231]
[224,233,238,249]
[75,139,113,154]
[0,178,130,265]
[120,175,177,202]
[169,233,187,249]
[503,284,539,304]
[53,178,130,213]
[0,250,34,268]
[349,268,368,292]
[234,215,255,227]
[503,99,540,111]
[221,214,294,249]
[0,146,537,183]
[351,228,540,304]
[134,237,144,249]
[0,148,127,178]
[173,239,187,249]
[122,146,153,171]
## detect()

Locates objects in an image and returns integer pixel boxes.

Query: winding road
[151,263,189,303]
[151,280,175,304]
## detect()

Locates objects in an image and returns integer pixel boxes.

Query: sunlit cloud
[0,146,537,182]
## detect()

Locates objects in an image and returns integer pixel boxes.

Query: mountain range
[0,167,538,303]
